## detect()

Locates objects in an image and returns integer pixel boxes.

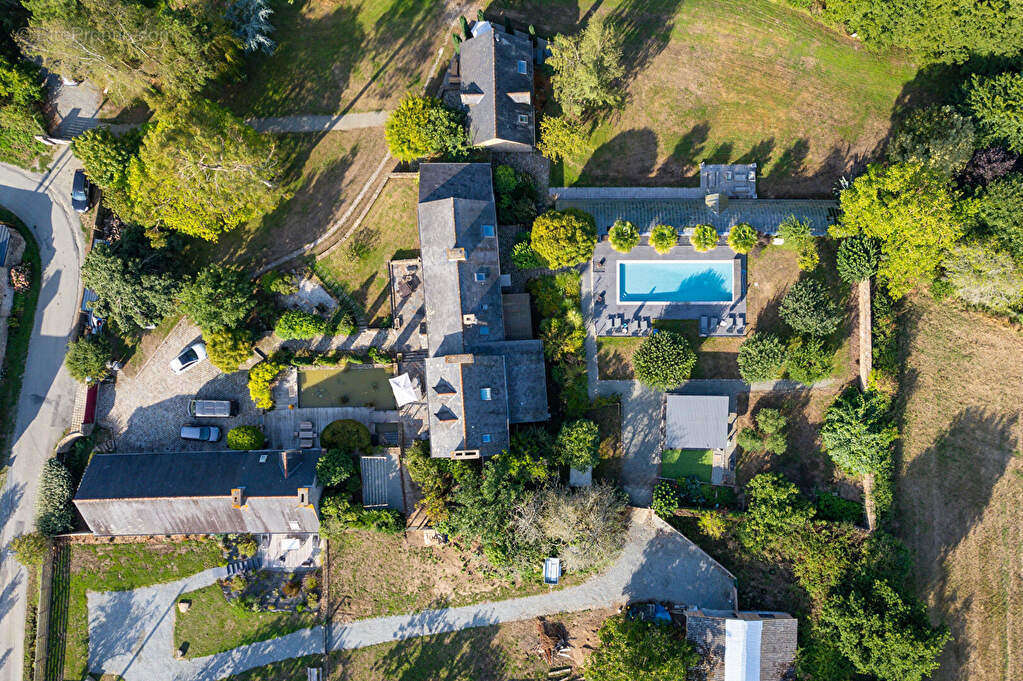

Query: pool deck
[588,241,747,337]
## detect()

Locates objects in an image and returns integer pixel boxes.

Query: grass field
[315,178,420,326]
[219,0,455,117]
[55,541,224,680]
[492,0,917,195]
[895,294,1023,681]
[174,584,318,658]
[661,449,714,482]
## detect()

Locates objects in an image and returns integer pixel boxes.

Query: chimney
[446,247,466,262]
[297,487,310,507]
[231,487,246,508]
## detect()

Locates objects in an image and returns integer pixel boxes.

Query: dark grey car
[71,169,93,213]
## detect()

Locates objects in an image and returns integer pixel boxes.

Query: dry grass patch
[895,294,1023,681]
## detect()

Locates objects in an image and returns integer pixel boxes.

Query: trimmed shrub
[779,279,842,337]
[651,480,680,518]
[737,332,785,383]
[247,360,283,409]
[227,425,265,450]
[608,219,640,253]
[205,327,252,373]
[65,336,112,383]
[837,235,881,283]
[556,419,601,470]
[9,533,49,566]
[649,224,678,254]
[320,419,371,453]
[632,331,697,390]
[690,223,719,252]
[787,337,834,384]
[274,310,327,340]
[511,240,545,270]
[36,458,74,536]
[727,223,758,254]
[530,209,597,269]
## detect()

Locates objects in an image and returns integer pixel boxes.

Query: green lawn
[661,449,714,483]
[218,0,454,117]
[315,178,420,327]
[494,0,918,195]
[56,541,225,680]
[174,584,319,658]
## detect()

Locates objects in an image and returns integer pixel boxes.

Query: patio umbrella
[388,373,422,407]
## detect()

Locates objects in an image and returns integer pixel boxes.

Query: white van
[187,399,236,418]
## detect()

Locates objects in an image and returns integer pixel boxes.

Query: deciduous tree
[556,419,600,470]
[737,332,785,383]
[887,105,976,175]
[977,173,1023,261]
[967,71,1023,153]
[537,114,588,162]
[547,17,624,118]
[530,208,597,269]
[632,331,696,390]
[821,388,897,476]
[179,265,255,332]
[384,93,467,162]
[779,278,842,337]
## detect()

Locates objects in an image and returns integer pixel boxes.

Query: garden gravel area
[84,514,734,681]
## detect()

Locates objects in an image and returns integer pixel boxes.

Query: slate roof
[76,450,320,500]
[665,395,730,450]
[556,197,839,236]
[459,23,535,147]
[418,163,549,458]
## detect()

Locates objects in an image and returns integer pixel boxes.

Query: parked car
[187,399,236,418]
[71,169,93,213]
[170,341,207,374]
[180,424,221,442]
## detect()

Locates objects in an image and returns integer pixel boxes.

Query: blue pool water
[618,260,734,303]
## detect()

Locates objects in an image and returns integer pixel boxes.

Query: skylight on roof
[481,387,492,401]
[482,434,492,443]
[482,224,495,237]
[479,325,490,335]
[474,270,488,282]
[517,60,527,74]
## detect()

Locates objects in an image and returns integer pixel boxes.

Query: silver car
[180,424,221,442]
[170,341,207,374]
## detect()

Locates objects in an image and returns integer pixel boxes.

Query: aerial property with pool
[555,163,838,337]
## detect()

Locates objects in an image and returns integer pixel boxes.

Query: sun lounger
[299,437,314,449]
[700,316,709,336]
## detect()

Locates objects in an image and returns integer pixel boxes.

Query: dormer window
[481,224,495,237]
[517,60,527,74]
[517,113,529,125]
[480,388,492,401]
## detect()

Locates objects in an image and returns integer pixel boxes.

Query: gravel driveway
[96,320,261,451]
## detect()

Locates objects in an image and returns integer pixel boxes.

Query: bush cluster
[226,425,265,450]
[530,209,597,269]
[632,331,697,390]
[608,219,639,253]
[247,360,283,409]
[555,419,600,470]
[493,164,539,225]
[274,310,327,340]
[36,459,74,536]
[529,273,588,417]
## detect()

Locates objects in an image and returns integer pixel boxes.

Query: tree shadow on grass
[607,0,684,84]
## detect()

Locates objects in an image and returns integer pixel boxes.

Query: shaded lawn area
[60,541,225,680]
[894,294,1023,681]
[596,320,740,380]
[661,448,713,483]
[588,401,623,484]
[198,129,388,269]
[315,178,420,327]
[118,312,182,379]
[174,584,319,658]
[218,0,455,117]
[492,0,918,195]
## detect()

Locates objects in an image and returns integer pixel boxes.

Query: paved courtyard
[84,513,734,681]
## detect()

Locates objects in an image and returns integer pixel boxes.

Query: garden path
[84,514,735,681]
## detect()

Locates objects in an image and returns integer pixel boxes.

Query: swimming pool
[618,260,734,303]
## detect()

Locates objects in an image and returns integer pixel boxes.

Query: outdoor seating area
[388,258,427,352]
[699,313,746,337]
[600,313,654,336]
[295,421,316,449]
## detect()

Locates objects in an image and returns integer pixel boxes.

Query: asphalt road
[0,148,84,681]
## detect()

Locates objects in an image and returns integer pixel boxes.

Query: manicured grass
[174,584,319,658]
[596,322,741,380]
[60,541,225,680]
[0,208,41,467]
[661,449,714,483]
[315,178,420,327]
[224,654,321,681]
[494,0,918,195]
[218,0,454,117]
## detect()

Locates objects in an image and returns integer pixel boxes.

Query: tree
[225,0,276,54]
[511,240,545,269]
[779,278,842,337]
[19,0,234,103]
[537,115,587,162]
[72,127,141,213]
[777,215,819,270]
[608,219,639,253]
[9,532,49,566]
[690,224,719,252]
[756,408,786,436]
[967,71,1023,153]
[320,419,371,453]
[384,93,468,162]
[887,105,976,175]
[556,419,600,470]
[739,472,814,552]
[81,242,180,334]
[837,235,881,283]
[274,310,326,340]
[977,173,1023,261]
[821,388,897,476]
[943,241,1023,312]
[64,336,111,383]
[786,337,833,385]
[547,17,624,118]
[821,580,949,681]
[404,438,456,523]
[530,208,597,269]
[226,425,265,450]
[205,327,253,373]
[648,224,678,254]
[958,146,1020,187]
[35,458,73,535]
[833,163,966,298]
[127,99,280,241]
[737,332,785,383]
[179,265,255,332]
[0,56,46,167]
[727,223,758,254]
[632,331,696,390]
[585,615,700,681]
[247,359,282,409]
[316,448,357,487]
